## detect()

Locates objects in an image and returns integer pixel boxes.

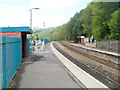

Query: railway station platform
[10,42,109,89]
[66,42,120,57]
[11,42,81,88]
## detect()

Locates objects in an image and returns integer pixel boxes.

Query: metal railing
[27,39,31,54]
[0,36,22,89]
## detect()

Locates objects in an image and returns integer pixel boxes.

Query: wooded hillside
[33,2,120,41]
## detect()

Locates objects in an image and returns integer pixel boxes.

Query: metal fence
[0,36,22,89]
[0,36,2,89]
[27,39,30,54]
[39,39,49,44]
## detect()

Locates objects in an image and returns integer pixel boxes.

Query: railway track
[53,41,120,89]
[61,42,120,71]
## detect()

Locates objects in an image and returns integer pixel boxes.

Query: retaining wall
[96,40,120,53]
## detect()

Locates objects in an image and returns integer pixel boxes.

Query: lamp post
[30,8,39,51]
[30,8,39,40]
[30,8,39,29]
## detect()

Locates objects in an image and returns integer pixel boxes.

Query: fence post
[27,39,30,54]
[2,36,7,88]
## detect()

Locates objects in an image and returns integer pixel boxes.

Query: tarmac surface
[11,42,82,88]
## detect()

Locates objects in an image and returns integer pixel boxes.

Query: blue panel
[27,39,30,54]
[0,36,5,43]
[0,43,2,89]
[0,36,21,43]
[0,36,22,89]
[2,38,7,88]
[0,36,4,89]
[39,39,49,44]
[43,39,49,44]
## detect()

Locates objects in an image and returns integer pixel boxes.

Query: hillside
[31,1,120,41]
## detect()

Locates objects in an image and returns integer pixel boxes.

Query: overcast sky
[0,0,92,28]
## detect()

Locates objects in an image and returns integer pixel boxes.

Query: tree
[108,9,120,40]
[92,2,119,40]
[82,4,93,42]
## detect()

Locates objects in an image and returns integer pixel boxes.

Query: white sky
[0,0,92,28]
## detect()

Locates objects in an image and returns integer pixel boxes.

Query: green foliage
[92,2,119,41]
[82,4,92,38]
[108,9,120,40]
